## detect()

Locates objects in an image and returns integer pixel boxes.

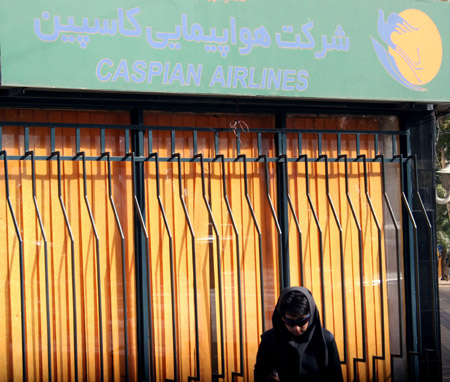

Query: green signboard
[1,0,449,102]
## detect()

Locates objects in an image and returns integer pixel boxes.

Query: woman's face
[282,313,310,336]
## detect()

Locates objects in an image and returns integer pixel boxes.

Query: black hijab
[272,286,328,374]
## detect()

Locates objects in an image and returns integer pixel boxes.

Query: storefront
[0,0,448,381]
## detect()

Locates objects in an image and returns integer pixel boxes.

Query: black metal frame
[0,96,440,381]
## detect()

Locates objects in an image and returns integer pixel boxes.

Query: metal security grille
[0,113,438,382]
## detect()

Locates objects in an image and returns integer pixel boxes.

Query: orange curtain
[142,112,279,381]
[0,108,400,381]
[0,109,136,382]
[286,116,392,381]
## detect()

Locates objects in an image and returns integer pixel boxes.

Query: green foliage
[436,185,450,247]
[437,115,450,154]
[436,116,450,248]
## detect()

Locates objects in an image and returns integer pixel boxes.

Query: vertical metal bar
[215,132,219,157]
[173,153,201,382]
[148,152,178,382]
[275,114,289,289]
[283,155,304,286]
[395,154,422,365]
[194,153,225,381]
[319,154,347,364]
[76,128,81,154]
[402,130,420,379]
[258,154,283,292]
[131,113,150,381]
[257,133,262,156]
[171,130,176,156]
[217,155,244,382]
[299,154,325,327]
[409,155,437,356]
[25,150,52,382]
[318,133,322,156]
[236,131,241,156]
[24,126,29,153]
[237,154,266,333]
[298,133,302,156]
[338,154,367,381]
[128,152,155,382]
[77,151,104,382]
[193,130,197,155]
[50,151,78,381]
[51,127,55,153]
[375,135,379,156]
[359,155,386,381]
[356,134,361,156]
[104,152,129,381]
[0,150,27,382]
[376,154,404,379]
[148,130,153,155]
[337,134,341,157]
[125,130,130,154]
[100,129,105,154]
[392,135,397,156]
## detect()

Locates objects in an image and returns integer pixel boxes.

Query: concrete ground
[440,279,450,381]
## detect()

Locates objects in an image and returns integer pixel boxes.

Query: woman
[254,286,343,382]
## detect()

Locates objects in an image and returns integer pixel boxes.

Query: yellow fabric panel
[0,109,135,382]
[0,108,399,382]
[142,112,279,381]
[286,116,392,382]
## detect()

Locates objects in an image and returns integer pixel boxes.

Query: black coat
[254,287,344,382]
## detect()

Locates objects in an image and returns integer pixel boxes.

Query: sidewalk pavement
[439,279,450,381]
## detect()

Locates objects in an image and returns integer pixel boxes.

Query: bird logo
[371,9,442,91]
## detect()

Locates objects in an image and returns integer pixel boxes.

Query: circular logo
[371,9,442,91]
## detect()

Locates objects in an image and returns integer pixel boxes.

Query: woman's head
[279,290,311,336]
[279,290,310,317]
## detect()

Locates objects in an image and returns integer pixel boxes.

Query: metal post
[275,112,290,288]
[131,110,151,382]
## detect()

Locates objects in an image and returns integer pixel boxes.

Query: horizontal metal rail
[1,154,407,163]
[0,120,411,135]
[1,121,408,166]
